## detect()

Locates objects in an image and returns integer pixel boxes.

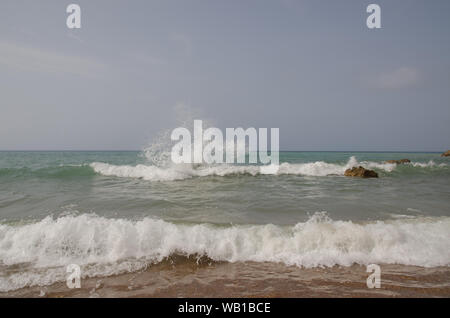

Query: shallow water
[4,261,450,298]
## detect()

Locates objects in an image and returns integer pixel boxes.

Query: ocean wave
[409,160,446,168]
[91,156,448,181]
[89,156,400,181]
[0,157,446,181]
[0,165,95,179]
[0,212,449,292]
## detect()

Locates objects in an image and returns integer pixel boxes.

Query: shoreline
[2,261,449,298]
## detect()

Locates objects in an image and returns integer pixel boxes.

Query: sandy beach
[3,258,449,298]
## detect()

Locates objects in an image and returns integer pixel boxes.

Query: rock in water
[344,166,378,178]
[385,159,411,164]
[441,150,450,157]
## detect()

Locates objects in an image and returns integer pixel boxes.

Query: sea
[0,150,449,296]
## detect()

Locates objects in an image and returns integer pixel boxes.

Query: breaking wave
[0,212,449,292]
[89,156,447,181]
[0,157,446,182]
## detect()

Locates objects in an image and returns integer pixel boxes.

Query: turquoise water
[1,151,449,224]
[0,151,449,291]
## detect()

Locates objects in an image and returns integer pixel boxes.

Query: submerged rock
[385,159,411,164]
[344,166,378,178]
[441,150,450,157]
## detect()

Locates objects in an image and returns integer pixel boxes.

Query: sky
[0,0,449,151]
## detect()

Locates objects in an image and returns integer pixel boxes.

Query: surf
[0,212,449,292]
[88,156,448,181]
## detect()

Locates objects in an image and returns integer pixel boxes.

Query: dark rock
[441,150,450,157]
[344,166,378,178]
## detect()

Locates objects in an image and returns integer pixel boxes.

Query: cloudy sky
[0,0,449,151]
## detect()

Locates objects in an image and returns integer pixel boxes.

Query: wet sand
[2,257,449,298]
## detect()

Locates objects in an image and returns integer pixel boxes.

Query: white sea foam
[89,162,195,181]
[89,156,401,181]
[409,160,446,168]
[0,213,449,291]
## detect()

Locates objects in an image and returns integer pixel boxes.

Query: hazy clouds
[0,0,449,151]
[377,67,419,89]
[0,41,106,76]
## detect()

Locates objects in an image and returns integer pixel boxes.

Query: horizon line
[0,149,446,153]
